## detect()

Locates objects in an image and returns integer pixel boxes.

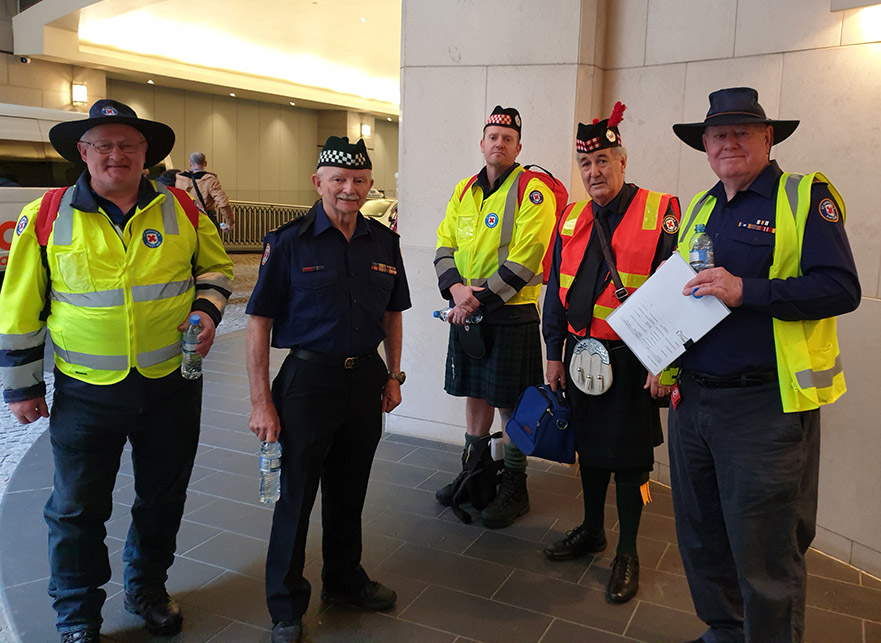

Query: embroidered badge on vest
[15,215,27,236]
[662,214,679,234]
[262,242,271,265]
[529,190,544,205]
[819,198,840,223]
[142,229,163,248]
[485,213,499,228]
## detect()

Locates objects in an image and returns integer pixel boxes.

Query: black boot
[481,468,529,528]
[606,554,639,604]
[544,525,607,561]
[124,585,183,635]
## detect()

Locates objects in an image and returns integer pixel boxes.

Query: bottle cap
[695,223,706,233]
[189,314,201,325]
[432,310,441,318]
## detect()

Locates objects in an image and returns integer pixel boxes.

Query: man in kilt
[542,103,679,603]
[433,106,557,528]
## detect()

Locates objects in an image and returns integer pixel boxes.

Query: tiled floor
[1,329,880,642]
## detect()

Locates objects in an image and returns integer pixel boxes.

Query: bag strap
[189,174,210,213]
[592,212,628,303]
[166,185,201,230]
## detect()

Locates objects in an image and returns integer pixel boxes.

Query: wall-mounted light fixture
[71,82,88,106]
[831,1,881,9]
[361,123,371,137]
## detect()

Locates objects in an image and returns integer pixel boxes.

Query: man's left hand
[644,372,669,399]
[382,379,402,413]
[683,267,743,307]
[178,311,216,356]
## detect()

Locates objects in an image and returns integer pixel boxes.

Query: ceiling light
[229,92,236,97]
[147,79,154,85]
[361,123,371,137]
[361,17,367,23]
[71,82,88,106]
[387,117,392,121]
[289,101,296,106]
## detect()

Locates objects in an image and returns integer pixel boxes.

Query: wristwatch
[387,371,406,385]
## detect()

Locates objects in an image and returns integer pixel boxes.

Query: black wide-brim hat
[673,87,799,152]
[49,99,175,167]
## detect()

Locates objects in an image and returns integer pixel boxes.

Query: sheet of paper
[605,253,730,375]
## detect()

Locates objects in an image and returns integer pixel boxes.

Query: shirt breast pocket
[54,250,96,292]
[369,270,395,291]
[291,269,339,291]
[730,226,775,276]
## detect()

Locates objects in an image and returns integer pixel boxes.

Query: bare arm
[246,315,281,442]
[381,311,403,413]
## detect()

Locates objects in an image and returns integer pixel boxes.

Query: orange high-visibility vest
[558,188,678,339]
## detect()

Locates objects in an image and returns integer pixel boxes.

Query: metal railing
[223,200,311,251]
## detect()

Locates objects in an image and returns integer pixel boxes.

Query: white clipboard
[605,253,730,375]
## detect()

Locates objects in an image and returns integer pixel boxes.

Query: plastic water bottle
[259,441,282,504]
[181,314,202,380]
[688,224,715,272]
[433,308,483,324]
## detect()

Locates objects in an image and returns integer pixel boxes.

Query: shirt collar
[302,200,370,239]
[475,163,520,196]
[70,171,158,214]
[591,182,636,216]
[707,160,782,202]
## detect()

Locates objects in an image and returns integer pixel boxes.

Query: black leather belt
[685,369,777,388]
[291,348,375,370]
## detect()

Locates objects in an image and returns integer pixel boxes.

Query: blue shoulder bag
[506,384,575,464]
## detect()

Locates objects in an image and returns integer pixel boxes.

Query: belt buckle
[344,357,356,369]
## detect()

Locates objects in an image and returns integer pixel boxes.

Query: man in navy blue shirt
[669,87,860,643]
[245,136,410,643]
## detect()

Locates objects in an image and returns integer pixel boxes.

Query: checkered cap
[484,105,521,135]
[316,136,372,170]
[576,121,621,154]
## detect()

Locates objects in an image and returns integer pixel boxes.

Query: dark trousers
[668,375,820,643]
[265,353,386,622]
[45,369,201,633]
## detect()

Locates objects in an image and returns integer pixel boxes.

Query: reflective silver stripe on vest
[783,173,804,223]
[131,278,194,303]
[54,344,128,371]
[155,183,180,235]
[53,188,76,246]
[434,247,457,279]
[497,170,523,267]
[50,288,125,308]
[0,327,46,350]
[0,361,44,390]
[137,341,182,368]
[679,191,714,246]
[795,354,843,391]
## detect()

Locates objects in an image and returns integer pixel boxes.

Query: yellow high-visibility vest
[678,172,846,412]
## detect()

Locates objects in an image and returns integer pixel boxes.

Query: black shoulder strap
[189,175,209,213]
[593,213,628,303]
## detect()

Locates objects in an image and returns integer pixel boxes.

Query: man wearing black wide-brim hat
[246,136,410,643]
[0,99,233,641]
[667,87,860,642]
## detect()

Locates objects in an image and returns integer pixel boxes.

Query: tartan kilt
[444,321,543,409]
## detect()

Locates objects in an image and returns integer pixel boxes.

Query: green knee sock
[503,442,527,471]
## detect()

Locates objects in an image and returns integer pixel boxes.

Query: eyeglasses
[79,139,146,154]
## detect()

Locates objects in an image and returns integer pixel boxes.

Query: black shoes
[481,469,529,529]
[271,620,304,643]
[435,469,468,506]
[123,586,183,635]
[60,630,99,643]
[544,525,607,561]
[321,580,397,611]
[606,554,639,604]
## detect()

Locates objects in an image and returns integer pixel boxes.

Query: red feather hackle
[607,101,626,128]
[592,118,600,125]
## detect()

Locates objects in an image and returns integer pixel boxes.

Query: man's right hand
[249,400,281,443]
[9,397,49,424]
[546,360,567,392]
[448,283,484,325]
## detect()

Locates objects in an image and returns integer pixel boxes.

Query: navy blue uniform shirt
[680,161,860,376]
[543,183,678,361]
[246,200,411,356]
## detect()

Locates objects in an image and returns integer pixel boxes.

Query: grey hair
[189,152,206,167]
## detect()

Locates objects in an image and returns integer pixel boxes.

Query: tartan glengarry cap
[484,106,522,135]
[577,102,626,154]
[317,136,372,170]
